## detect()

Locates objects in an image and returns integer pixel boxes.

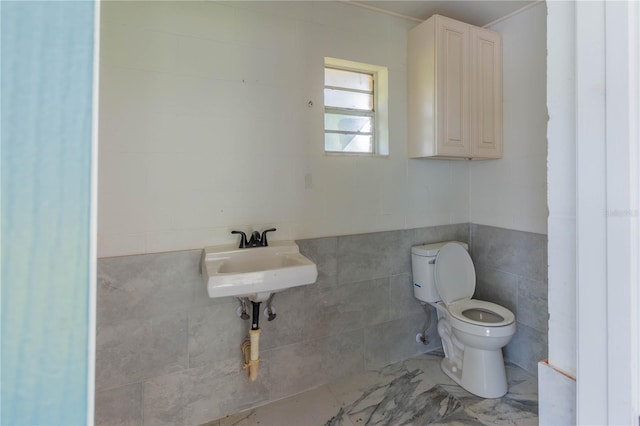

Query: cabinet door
[470,28,502,158]
[435,16,470,157]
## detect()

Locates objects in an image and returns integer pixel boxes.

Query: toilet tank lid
[411,241,468,256]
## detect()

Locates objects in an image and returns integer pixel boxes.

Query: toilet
[411,241,516,398]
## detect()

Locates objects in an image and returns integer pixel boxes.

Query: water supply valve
[264,306,276,321]
[416,332,430,345]
[264,293,276,321]
[237,297,250,320]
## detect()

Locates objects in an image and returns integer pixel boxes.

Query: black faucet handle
[260,228,277,247]
[231,230,248,248]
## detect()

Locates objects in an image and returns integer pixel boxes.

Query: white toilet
[411,241,516,398]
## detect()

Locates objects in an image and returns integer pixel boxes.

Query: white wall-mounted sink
[200,241,318,301]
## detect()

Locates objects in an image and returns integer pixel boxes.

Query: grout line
[140,381,145,426]
[186,313,191,369]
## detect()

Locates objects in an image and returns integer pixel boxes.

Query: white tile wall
[98,1,471,257]
[468,2,548,236]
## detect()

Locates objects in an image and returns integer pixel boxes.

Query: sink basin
[201,241,318,301]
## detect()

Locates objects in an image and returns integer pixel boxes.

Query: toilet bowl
[411,241,516,398]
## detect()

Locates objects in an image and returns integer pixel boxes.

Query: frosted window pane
[324,133,373,153]
[325,68,373,91]
[324,113,372,133]
[324,88,373,110]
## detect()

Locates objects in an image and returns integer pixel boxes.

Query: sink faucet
[231,228,277,249]
[247,231,261,247]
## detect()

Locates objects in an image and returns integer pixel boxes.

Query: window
[323,58,389,155]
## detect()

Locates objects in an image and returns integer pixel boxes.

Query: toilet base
[440,347,508,398]
[441,357,463,384]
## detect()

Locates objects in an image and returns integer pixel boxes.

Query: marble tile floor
[205,351,538,426]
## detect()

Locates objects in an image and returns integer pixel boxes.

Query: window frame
[323,57,389,156]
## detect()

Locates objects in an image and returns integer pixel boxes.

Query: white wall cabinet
[408,15,502,159]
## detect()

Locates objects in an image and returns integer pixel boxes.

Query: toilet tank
[411,241,469,303]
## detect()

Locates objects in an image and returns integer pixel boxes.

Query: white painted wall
[469,2,548,235]
[546,1,576,378]
[97,1,470,257]
[539,3,578,423]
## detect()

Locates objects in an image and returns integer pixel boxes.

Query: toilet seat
[434,242,515,329]
[434,243,476,304]
[447,299,515,327]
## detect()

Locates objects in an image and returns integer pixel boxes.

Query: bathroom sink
[200,241,317,301]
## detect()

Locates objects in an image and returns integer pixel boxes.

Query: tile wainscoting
[95,223,547,425]
[470,224,549,374]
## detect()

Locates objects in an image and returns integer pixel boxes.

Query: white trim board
[575,1,640,424]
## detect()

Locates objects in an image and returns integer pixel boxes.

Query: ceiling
[354,1,539,27]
